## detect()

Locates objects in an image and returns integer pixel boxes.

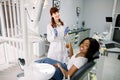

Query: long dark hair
[79,37,100,62]
[50,7,64,28]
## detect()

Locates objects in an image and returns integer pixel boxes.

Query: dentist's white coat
[47,24,68,63]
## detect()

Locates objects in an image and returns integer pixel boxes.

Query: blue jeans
[35,58,68,80]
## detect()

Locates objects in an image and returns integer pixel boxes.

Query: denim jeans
[35,58,68,80]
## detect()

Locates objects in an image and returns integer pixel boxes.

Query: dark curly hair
[79,37,100,62]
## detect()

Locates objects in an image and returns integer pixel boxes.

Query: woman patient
[35,37,100,80]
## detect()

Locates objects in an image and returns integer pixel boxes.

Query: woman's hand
[53,63,61,68]
[57,63,61,68]
[66,42,72,49]
[66,42,73,58]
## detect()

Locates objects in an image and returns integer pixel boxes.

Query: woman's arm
[57,63,78,78]
[66,43,73,58]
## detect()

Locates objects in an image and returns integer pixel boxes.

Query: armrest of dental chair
[70,51,100,80]
[70,61,95,80]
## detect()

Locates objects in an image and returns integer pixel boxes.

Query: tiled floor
[0,64,22,80]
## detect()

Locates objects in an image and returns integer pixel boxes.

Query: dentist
[47,7,69,63]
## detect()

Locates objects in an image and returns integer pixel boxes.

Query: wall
[0,18,1,35]
[83,0,114,36]
[115,0,120,14]
[60,0,84,29]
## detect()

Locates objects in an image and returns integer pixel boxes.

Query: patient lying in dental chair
[35,37,100,80]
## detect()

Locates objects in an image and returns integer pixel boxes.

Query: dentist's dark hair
[79,37,100,62]
[50,7,64,28]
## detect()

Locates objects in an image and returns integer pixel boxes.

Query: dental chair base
[24,63,55,80]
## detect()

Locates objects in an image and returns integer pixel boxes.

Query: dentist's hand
[64,27,69,36]
[53,28,58,37]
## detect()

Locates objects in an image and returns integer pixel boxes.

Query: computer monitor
[112,14,120,44]
[106,17,112,22]
[115,14,120,27]
[112,28,120,44]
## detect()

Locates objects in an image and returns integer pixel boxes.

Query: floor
[0,43,30,80]
[96,53,120,80]
[0,64,22,80]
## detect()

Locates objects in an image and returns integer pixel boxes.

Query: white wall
[0,18,1,35]
[115,0,120,14]
[60,0,84,29]
[83,0,114,36]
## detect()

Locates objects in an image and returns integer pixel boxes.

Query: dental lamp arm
[24,0,45,27]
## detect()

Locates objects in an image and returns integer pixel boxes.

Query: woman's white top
[67,54,88,70]
[47,24,68,63]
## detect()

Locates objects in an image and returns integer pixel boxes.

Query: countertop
[68,28,90,34]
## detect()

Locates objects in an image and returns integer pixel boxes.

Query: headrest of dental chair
[93,51,100,60]
[70,61,95,80]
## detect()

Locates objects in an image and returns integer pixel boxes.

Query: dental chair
[70,51,100,80]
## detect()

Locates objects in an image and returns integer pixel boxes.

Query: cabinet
[67,28,90,48]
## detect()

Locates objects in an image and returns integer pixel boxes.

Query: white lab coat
[47,24,68,63]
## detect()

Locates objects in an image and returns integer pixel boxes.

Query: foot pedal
[18,58,25,70]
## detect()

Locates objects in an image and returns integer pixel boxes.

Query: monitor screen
[106,17,112,22]
[112,28,120,44]
[115,14,120,27]
[112,14,120,44]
